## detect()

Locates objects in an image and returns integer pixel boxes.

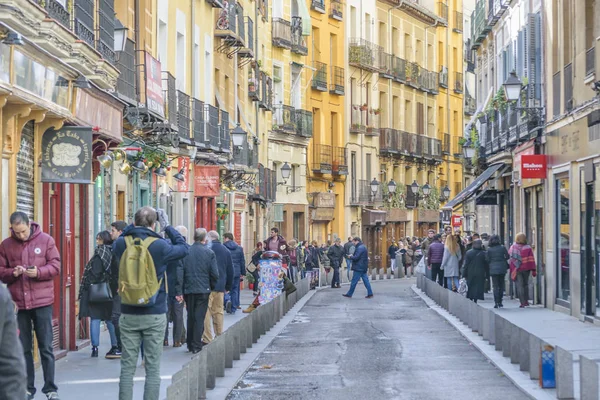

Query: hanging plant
[382,182,407,210]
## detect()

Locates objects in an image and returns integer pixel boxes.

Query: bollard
[214,335,226,378]
[481,308,490,340]
[238,318,247,354]
[223,330,234,368]
[510,324,520,364]
[556,346,574,399]
[166,367,186,400]
[502,320,512,358]
[580,355,600,400]
[187,355,200,400]
[246,312,254,349]
[205,341,217,390]
[494,314,504,352]
[519,328,530,372]
[528,335,542,380]
[488,308,496,345]
[371,268,376,281]
[196,350,208,400]
[251,308,260,343]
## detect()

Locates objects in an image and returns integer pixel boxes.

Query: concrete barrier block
[205,342,217,390]
[188,356,200,400]
[580,355,600,400]
[245,313,254,349]
[166,366,186,400]
[214,335,226,378]
[481,308,490,340]
[556,346,574,399]
[488,310,496,345]
[501,320,511,357]
[510,323,520,363]
[519,328,530,372]
[196,349,208,399]
[495,315,504,352]
[223,330,234,368]
[529,335,542,381]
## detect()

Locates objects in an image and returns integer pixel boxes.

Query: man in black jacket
[0,284,26,399]
[327,238,344,288]
[223,233,246,314]
[164,226,186,348]
[202,231,233,344]
[183,229,219,353]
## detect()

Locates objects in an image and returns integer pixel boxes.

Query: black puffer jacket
[224,240,246,277]
[182,243,219,295]
[463,241,489,301]
[487,244,509,275]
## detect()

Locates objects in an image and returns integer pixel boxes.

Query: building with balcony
[268,0,312,241]
[306,0,346,244]
[543,0,600,319]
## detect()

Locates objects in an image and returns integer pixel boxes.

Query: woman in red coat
[509,232,537,308]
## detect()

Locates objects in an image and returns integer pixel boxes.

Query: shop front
[414,209,439,238]
[383,208,409,269]
[546,114,600,319]
[309,192,335,244]
[361,209,387,271]
[194,165,220,232]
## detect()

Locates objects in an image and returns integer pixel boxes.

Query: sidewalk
[414,275,600,400]
[33,289,257,400]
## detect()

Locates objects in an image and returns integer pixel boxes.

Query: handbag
[88,281,113,303]
[246,261,257,273]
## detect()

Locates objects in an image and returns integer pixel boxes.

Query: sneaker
[46,393,60,400]
[342,294,352,298]
[243,304,256,313]
[105,346,122,359]
[225,300,232,314]
[27,392,34,400]
[365,294,374,299]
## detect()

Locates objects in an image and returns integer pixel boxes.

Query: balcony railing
[586,46,595,76]
[248,63,260,101]
[162,72,178,130]
[454,11,463,33]
[219,110,231,154]
[273,104,296,134]
[236,3,245,44]
[177,90,191,141]
[358,179,382,204]
[192,99,206,148]
[206,104,220,151]
[442,133,450,154]
[379,53,393,79]
[311,0,326,13]
[330,66,344,95]
[465,93,476,115]
[115,38,137,104]
[291,17,308,55]
[215,1,237,34]
[296,109,313,138]
[233,139,250,167]
[471,0,491,49]
[350,105,367,134]
[405,62,419,87]
[349,38,382,73]
[454,72,463,93]
[439,66,448,88]
[312,61,328,91]
[564,63,573,112]
[392,56,406,82]
[97,0,115,62]
[330,0,343,20]
[74,0,95,47]
[332,146,347,175]
[245,17,254,54]
[312,144,333,174]
[41,0,71,28]
[366,111,380,136]
[272,18,292,49]
[452,139,462,157]
[378,129,442,161]
[380,129,400,155]
[438,2,448,20]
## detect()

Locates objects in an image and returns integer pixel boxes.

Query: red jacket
[0,223,61,310]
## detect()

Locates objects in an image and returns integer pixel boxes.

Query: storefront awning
[443,163,506,210]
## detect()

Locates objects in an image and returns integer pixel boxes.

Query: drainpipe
[387,1,402,184]
[446,0,451,191]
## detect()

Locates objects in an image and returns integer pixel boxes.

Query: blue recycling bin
[540,345,556,388]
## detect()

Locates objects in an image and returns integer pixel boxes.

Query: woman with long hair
[509,233,537,308]
[79,230,118,357]
[441,234,462,291]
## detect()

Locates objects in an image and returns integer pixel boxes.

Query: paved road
[228,279,529,400]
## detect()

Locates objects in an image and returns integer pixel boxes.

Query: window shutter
[272,204,284,222]
[517,30,524,78]
[528,13,540,101]
[417,103,424,135]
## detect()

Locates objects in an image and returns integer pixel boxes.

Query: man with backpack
[113,207,189,400]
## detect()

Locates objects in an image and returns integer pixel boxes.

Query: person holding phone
[0,211,61,400]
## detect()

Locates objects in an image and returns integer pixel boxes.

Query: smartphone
[26,266,35,270]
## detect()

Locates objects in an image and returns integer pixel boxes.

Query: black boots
[91,346,98,358]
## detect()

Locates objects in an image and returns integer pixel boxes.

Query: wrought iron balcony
[422,70,439,94]
[272,18,292,49]
[587,46,595,76]
[332,146,347,175]
[350,104,367,134]
[97,0,115,62]
[452,138,462,157]
[273,104,296,134]
[442,133,450,154]
[312,61,328,91]
[219,110,231,154]
[162,72,178,131]
[177,90,191,141]
[454,11,463,33]
[291,17,308,55]
[465,93,476,115]
[487,0,508,27]
[471,0,491,49]
[312,144,333,174]
[206,104,220,151]
[215,2,238,37]
[259,72,273,110]
[192,98,207,148]
[296,109,313,138]
[438,2,448,20]
[358,179,382,204]
[330,66,344,95]
[248,62,260,101]
[240,16,254,57]
[40,0,70,28]
[232,139,250,167]
[439,66,448,88]
[74,0,95,48]
[380,129,400,155]
[115,38,137,104]
[349,38,382,73]
[454,72,463,93]
[330,0,343,20]
[236,3,245,45]
[311,0,325,13]
[366,110,380,136]
[392,56,406,82]
[379,53,393,80]
[564,63,573,112]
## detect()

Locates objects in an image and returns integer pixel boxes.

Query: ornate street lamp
[410,180,419,194]
[2,32,24,46]
[154,166,167,177]
[131,160,146,172]
[463,138,476,159]
[173,168,186,182]
[503,71,523,102]
[114,18,128,53]
[280,162,292,183]
[97,153,113,169]
[387,179,397,194]
[442,186,451,200]
[231,124,247,148]
[370,178,380,196]
[422,183,431,197]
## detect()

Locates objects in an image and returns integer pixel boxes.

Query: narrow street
[227,280,528,400]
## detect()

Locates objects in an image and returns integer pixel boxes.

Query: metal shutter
[16,121,35,220]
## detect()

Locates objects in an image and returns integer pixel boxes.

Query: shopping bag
[415,257,426,275]
[458,278,468,296]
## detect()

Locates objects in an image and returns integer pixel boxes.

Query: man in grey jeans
[113,207,189,400]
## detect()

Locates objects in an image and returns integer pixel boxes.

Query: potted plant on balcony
[360,103,368,111]
[371,107,382,115]
[248,77,257,93]
[352,123,361,130]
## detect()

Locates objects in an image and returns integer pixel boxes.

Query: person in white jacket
[441,234,463,291]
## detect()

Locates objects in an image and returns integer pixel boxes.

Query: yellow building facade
[306,0,346,244]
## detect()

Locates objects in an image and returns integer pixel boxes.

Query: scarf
[80,245,113,297]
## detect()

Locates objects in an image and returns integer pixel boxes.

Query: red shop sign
[194,165,220,197]
[452,215,462,227]
[521,155,547,179]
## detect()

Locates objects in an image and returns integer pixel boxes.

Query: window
[366,153,372,181]
[351,151,357,201]
[158,19,168,70]
[350,6,357,35]
[404,34,411,60]
[404,100,412,132]
[176,32,185,90]
[417,102,424,135]
[379,22,387,52]
[365,13,371,41]
[563,1,572,66]
[556,176,570,302]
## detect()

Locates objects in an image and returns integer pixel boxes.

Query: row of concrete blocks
[416,274,600,400]
[165,278,311,400]
[369,267,406,281]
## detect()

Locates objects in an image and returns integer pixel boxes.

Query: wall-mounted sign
[74,89,123,141]
[145,53,165,118]
[194,165,220,197]
[312,192,335,208]
[311,207,335,221]
[521,154,547,179]
[452,215,462,227]
[42,127,93,184]
[233,193,247,211]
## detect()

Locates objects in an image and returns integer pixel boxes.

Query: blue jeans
[447,276,459,290]
[230,275,240,313]
[91,319,118,348]
[345,271,373,297]
[345,259,352,281]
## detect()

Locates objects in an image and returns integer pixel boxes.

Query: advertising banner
[194,165,220,196]
[41,127,93,184]
[521,155,547,179]
[145,53,165,118]
[258,258,283,304]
